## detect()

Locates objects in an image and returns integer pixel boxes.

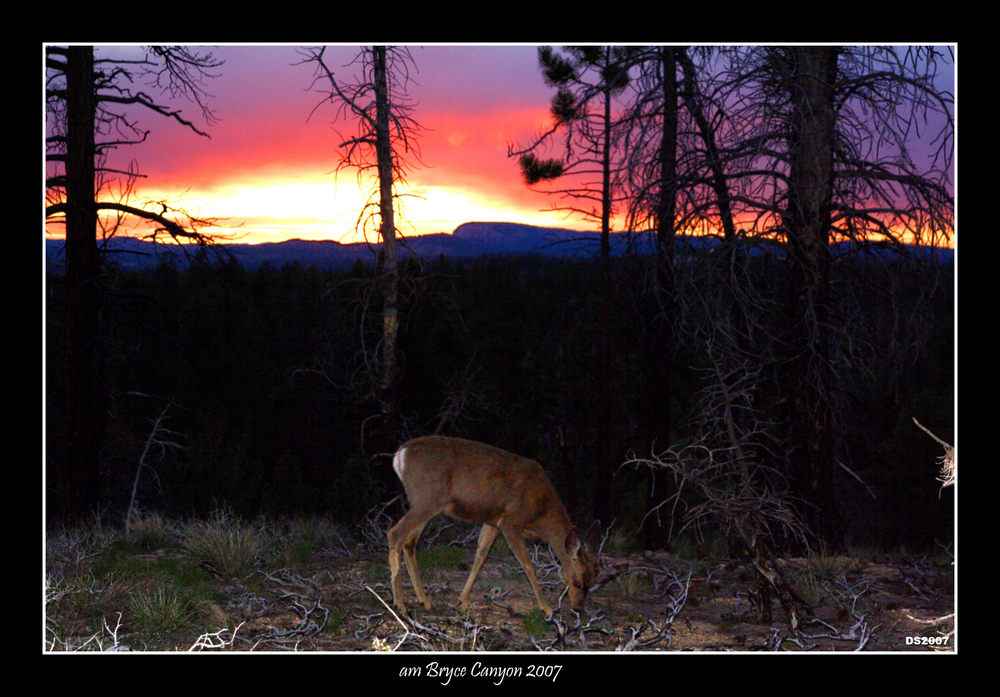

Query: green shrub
[287,538,317,566]
[523,608,548,638]
[325,607,347,636]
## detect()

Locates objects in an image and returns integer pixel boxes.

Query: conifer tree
[510,46,639,526]
[45,45,222,521]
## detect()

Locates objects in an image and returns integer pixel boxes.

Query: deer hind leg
[500,524,553,618]
[402,519,432,610]
[388,509,432,614]
[459,524,499,611]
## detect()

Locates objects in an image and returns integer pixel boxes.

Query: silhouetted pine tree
[510,45,639,528]
[45,45,222,521]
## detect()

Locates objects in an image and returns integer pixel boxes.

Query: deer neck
[541,509,575,567]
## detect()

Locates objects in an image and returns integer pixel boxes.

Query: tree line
[45,247,952,550]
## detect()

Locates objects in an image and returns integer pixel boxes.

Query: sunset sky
[52,45,609,245]
[45,45,955,246]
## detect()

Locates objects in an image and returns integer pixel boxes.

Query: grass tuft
[126,512,176,551]
[180,509,266,579]
[128,587,199,636]
[268,516,356,567]
[803,553,865,580]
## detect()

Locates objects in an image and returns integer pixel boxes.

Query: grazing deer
[387,436,599,617]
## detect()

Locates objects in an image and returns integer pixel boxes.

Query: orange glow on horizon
[44,46,954,252]
[44,185,953,251]
[43,172,612,245]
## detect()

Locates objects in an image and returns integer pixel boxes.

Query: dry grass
[128,587,199,636]
[268,516,354,566]
[180,509,267,579]
[126,512,176,551]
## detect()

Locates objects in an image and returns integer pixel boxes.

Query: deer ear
[565,529,581,559]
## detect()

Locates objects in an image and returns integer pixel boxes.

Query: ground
[43,513,955,652]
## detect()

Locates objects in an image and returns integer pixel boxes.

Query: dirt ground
[44,527,955,652]
[249,551,955,652]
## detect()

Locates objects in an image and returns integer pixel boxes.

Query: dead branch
[796,576,880,651]
[189,622,245,651]
[126,400,183,530]
[359,497,399,552]
[615,564,692,650]
[248,568,330,648]
[913,417,955,488]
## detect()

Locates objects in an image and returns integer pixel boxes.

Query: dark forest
[46,246,953,548]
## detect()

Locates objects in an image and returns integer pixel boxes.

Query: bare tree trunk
[373,46,401,493]
[677,47,748,415]
[781,47,840,549]
[676,48,736,243]
[644,47,679,550]
[61,45,103,521]
[593,48,615,529]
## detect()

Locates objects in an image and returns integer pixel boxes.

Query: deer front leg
[500,525,553,618]
[459,524,499,611]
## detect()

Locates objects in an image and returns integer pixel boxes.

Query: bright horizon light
[44,173,615,245]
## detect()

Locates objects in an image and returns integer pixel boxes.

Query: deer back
[394,436,566,530]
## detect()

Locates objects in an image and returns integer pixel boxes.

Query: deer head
[562,528,600,611]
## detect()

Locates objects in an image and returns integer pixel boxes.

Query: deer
[387,435,599,618]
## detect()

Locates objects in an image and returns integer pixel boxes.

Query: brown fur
[387,436,598,616]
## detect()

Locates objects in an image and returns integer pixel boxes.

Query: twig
[365,584,418,651]
[913,417,955,489]
[189,622,245,651]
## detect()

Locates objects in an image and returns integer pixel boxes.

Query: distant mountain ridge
[44,221,953,273]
